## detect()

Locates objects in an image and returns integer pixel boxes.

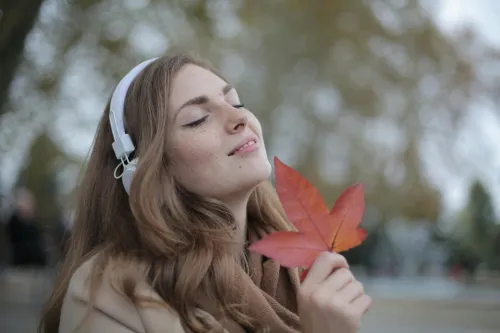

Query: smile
[228,137,259,156]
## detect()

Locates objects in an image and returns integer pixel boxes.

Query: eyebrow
[175,83,233,116]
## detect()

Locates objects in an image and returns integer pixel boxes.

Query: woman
[39,53,372,333]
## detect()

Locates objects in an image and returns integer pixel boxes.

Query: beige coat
[59,256,220,333]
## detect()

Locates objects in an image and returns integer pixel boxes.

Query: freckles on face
[168,124,227,196]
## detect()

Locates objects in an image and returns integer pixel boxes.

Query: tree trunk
[0,0,45,115]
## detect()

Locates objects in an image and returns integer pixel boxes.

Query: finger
[336,280,364,303]
[302,252,349,289]
[322,268,354,292]
[350,294,372,316]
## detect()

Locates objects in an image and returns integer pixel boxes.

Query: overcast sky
[430,0,500,217]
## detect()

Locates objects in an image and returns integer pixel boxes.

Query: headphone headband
[109,57,158,160]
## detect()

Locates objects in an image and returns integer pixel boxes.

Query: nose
[224,106,248,134]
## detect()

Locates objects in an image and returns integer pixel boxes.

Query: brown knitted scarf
[196,225,302,333]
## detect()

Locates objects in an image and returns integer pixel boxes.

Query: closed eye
[184,116,208,128]
[183,104,244,128]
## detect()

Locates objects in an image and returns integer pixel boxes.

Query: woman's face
[167,64,271,202]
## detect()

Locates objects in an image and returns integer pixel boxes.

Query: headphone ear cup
[121,158,138,194]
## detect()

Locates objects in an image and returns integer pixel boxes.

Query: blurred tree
[447,180,498,273]
[1,0,499,235]
[0,0,46,115]
[469,181,496,252]
[490,226,500,271]
[15,129,67,228]
[238,0,469,222]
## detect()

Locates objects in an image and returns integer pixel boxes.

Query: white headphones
[109,57,158,194]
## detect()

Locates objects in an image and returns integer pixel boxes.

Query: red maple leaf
[249,157,367,281]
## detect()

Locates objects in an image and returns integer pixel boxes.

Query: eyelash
[184,104,245,128]
[185,116,208,128]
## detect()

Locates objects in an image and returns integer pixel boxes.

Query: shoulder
[59,254,186,333]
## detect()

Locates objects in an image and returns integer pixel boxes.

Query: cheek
[169,135,223,185]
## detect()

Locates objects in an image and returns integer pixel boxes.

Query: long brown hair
[39,53,292,333]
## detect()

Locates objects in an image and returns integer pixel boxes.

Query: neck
[222,194,251,246]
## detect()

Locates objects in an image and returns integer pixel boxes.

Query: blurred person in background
[6,187,47,268]
[40,53,372,333]
[0,192,10,272]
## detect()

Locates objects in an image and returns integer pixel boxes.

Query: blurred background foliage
[1,0,500,276]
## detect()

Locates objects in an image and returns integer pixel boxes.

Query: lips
[228,135,258,156]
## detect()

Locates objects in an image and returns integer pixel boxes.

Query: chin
[253,159,273,182]
[237,158,272,191]
[251,154,272,178]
